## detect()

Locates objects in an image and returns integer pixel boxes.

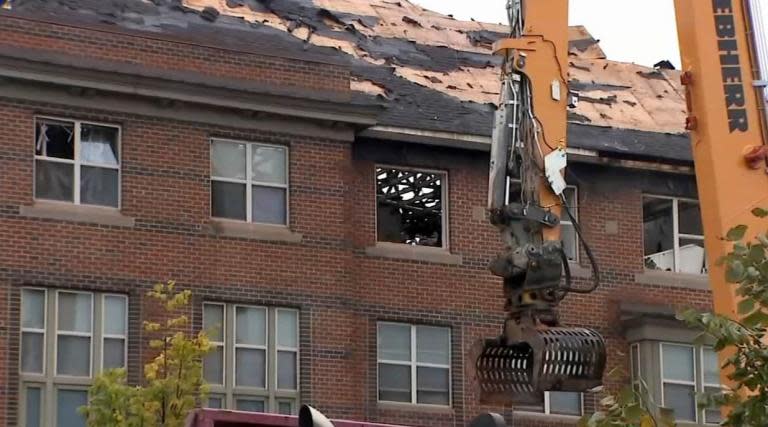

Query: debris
[200,6,219,22]
[654,60,676,70]
[623,100,638,107]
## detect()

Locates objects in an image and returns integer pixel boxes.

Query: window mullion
[246,144,252,223]
[411,326,417,404]
[73,122,81,204]
[672,198,680,272]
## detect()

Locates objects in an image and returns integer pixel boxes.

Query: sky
[412,0,682,68]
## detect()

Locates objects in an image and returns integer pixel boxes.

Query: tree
[678,209,768,426]
[80,281,212,427]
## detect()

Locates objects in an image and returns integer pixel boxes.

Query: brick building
[0,1,719,427]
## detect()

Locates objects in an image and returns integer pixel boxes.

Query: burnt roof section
[6,0,692,164]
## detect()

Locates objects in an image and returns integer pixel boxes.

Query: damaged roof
[8,0,691,163]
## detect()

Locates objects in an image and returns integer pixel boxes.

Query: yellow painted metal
[673,0,768,393]
[492,0,569,242]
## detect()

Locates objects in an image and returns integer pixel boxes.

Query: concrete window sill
[634,270,709,290]
[20,200,135,227]
[208,219,302,243]
[376,401,454,415]
[567,262,593,279]
[365,242,463,265]
[515,411,582,422]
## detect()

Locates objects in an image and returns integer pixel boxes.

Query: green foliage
[578,369,676,427]
[80,281,212,427]
[677,215,768,426]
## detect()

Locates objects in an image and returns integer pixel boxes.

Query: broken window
[643,196,706,274]
[210,139,288,225]
[376,167,445,248]
[34,118,120,207]
[507,178,579,261]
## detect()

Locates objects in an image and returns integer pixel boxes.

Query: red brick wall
[0,15,350,96]
[0,97,716,427]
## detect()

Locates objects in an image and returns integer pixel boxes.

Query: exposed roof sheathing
[8,0,690,162]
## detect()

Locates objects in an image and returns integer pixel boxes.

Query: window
[202,303,299,414]
[545,392,583,416]
[20,288,128,427]
[377,322,451,406]
[630,343,642,392]
[643,196,705,274]
[35,118,120,208]
[508,178,579,261]
[210,139,289,225]
[376,167,446,248]
[658,343,722,424]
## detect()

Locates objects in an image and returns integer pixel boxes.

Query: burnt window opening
[376,167,445,248]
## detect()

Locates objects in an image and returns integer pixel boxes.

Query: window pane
[211,141,246,180]
[25,387,42,427]
[206,395,224,409]
[211,181,246,220]
[277,350,297,390]
[703,348,720,385]
[549,392,581,416]
[378,323,411,362]
[103,296,126,336]
[80,166,118,207]
[22,333,44,373]
[662,345,694,382]
[378,363,411,403]
[36,120,74,159]
[679,238,706,274]
[562,224,578,261]
[203,304,224,342]
[236,398,265,412]
[563,187,577,214]
[22,289,45,330]
[416,326,450,365]
[631,345,640,380]
[704,386,723,424]
[507,178,522,204]
[278,401,294,415]
[58,293,92,333]
[36,160,74,202]
[235,348,266,387]
[235,306,266,346]
[251,145,286,184]
[678,201,703,236]
[277,310,298,348]
[56,389,87,427]
[376,168,444,247]
[80,124,119,165]
[663,383,696,422]
[643,197,674,271]
[251,186,287,225]
[416,366,450,405]
[103,338,125,370]
[57,336,91,376]
[203,346,224,385]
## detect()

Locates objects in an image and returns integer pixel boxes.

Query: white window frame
[203,302,226,387]
[376,322,452,407]
[642,195,705,274]
[374,165,450,250]
[543,391,584,416]
[659,342,698,423]
[630,342,642,391]
[54,290,94,378]
[19,288,128,427]
[700,347,723,425]
[506,178,579,262]
[100,294,129,372]
[33,116,122,208]
[210,138,290,226]
[203,303,300,414]
[20,288,47,376]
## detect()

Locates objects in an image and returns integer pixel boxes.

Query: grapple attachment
[476,327,606,405]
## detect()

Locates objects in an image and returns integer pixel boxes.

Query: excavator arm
[477,0,768,410]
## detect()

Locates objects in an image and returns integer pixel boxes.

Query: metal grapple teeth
[476,328,606,405]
